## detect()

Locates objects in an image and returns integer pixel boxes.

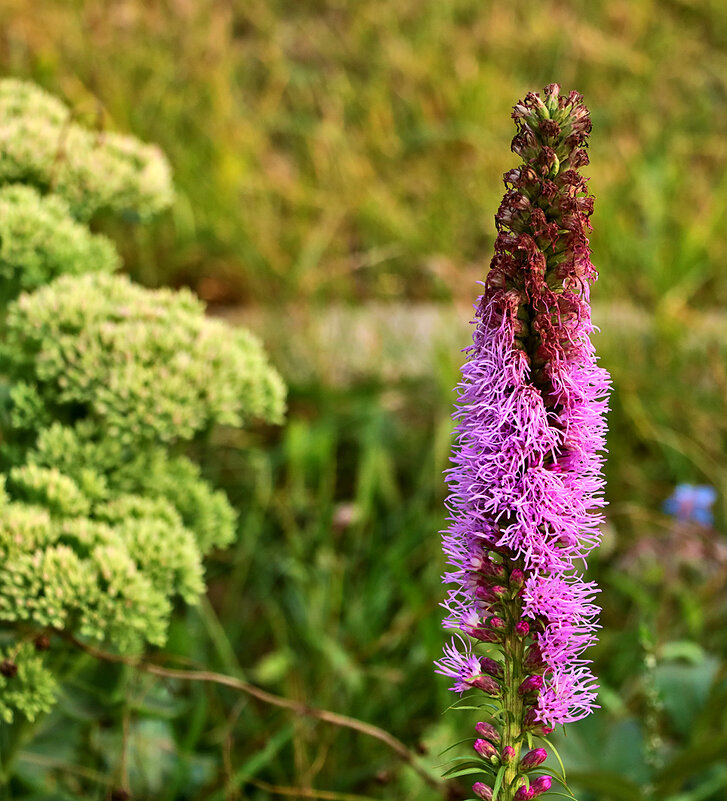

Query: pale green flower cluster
[2,272,286,444]
[0,481,185,649]
[27,423,238,554]
[0,79,173,221]
[0,81,285,725]
[0,643,57,724]
[0,184,119,302]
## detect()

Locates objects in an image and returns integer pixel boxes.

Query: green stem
[501,562,525,801]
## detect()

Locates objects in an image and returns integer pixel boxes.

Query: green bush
[0,80,285,741]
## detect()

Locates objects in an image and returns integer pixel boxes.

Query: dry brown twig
[58,632,447,794]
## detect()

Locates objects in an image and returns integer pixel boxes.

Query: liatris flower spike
[436,84,610,800]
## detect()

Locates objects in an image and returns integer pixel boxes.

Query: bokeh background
[2,1,727,799]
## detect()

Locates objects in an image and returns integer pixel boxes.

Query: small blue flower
[663,484,717,526]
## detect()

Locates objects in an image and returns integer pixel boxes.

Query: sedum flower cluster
[1,271,285,445]
[437,85,609,800]
[0,80,285,725]
[0,184,119,302]
[0,79,173,221]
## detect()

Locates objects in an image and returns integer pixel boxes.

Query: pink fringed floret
[441,278,609,725]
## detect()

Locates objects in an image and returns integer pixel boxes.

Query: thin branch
[249,777,381,801]
[17,751,110,786]
[59,632,446,793]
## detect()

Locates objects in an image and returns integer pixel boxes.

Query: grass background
[1,1,727,799]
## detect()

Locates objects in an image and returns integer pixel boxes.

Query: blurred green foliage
[0,1,726,800]
[2,0,727,307]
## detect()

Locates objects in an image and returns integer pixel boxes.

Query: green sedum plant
[0,184,119,302]
[1,271,285,445]
[0,78,173,221]
[0,79,285,745]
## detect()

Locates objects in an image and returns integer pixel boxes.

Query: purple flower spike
[436,84,609,799]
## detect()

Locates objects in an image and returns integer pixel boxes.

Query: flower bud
[0,660,18,679]
[475,585,506,604]
[515,620,530,637]
[531,776,552,797]
[514,786,534,801]
[471,674,500,695]
[471,628,501,644]
[512,129,538,159]
[544,82,561,104]
[501,745,516,764]
[479,657,503,679]
[524,644,546,673]
[569,148,589,168]
[518,675,543,696]
[472,783,493,801]
[480,559,506,580]
[539,118,561,138]
[520,748,548,771]
[474,738,498,760]
[475,721,500,744]
[489,616,506,630]
[510,568,525,588]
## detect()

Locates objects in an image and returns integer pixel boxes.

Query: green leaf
[537,735,567,783]
[442,693,480,713]
[654,657,720,735]
[546,772,577,799]
[436,755,491,769]
[442,759,488,777]
[660,640,705,665]
[492,765,506,800]
[438,737,475,757]
[442,766,489,780]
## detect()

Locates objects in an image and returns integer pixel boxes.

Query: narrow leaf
[492,765,506,800]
